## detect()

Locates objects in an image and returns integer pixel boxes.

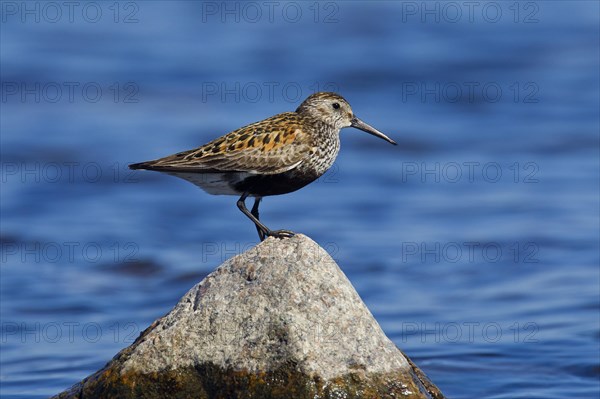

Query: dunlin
[130,92,396,240]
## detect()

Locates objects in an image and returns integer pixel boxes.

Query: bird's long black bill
[351,116,397,145]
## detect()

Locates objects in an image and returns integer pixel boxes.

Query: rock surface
[54,234,444,398]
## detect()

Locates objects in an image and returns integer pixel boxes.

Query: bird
[129,92,397,241]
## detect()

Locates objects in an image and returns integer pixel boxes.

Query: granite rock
[54,234,444,399]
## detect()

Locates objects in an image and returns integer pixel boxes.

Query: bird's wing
[131,113,313,175]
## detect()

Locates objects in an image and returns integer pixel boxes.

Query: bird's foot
[262,229,295,240]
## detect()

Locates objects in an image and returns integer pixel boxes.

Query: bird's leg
[237,193,269,240]
[237,193,295,241]
[251,197,265,241]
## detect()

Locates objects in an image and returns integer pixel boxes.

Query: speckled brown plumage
[130,92,396,240]
[133,112,313,176]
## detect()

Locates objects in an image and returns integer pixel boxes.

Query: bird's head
[296,92,397,145]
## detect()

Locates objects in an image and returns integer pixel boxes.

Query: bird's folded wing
[134,113,313,175]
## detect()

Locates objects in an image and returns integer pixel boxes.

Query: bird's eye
[332,102,340,109]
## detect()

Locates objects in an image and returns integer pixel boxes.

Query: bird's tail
[129,161,152,170]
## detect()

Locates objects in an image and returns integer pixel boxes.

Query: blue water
[1,1,599,398]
